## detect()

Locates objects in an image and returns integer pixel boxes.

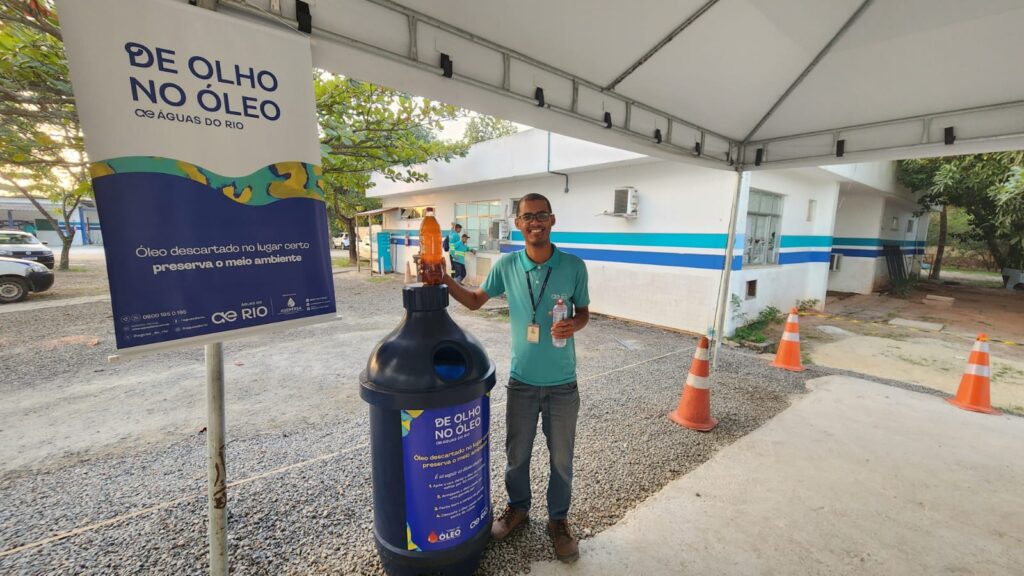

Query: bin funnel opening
[433,345,467,381]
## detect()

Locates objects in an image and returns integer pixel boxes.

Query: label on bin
[401,396,490,552]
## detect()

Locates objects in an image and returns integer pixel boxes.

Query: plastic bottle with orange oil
[419,208,443,285]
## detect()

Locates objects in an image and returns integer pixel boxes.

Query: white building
[0,196,102,247]
[368,130,926,336]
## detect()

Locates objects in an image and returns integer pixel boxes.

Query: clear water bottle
[552,298,568,348]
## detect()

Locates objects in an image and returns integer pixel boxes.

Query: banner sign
[401,397,491,552]
[57,0,335,352]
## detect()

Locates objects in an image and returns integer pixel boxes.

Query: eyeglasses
[518,211,552,222]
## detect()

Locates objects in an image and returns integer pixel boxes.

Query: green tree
[315,75,469,261]
[463,114,518,144]
[898,153,1024,275]
[0,0,90,270]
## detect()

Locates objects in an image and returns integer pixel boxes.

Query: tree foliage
[314,74,469,259]
[898,152,1024,270]
[0,0,90,270]
[462,115,518,144]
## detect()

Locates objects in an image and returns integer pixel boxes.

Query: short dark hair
[517,193,552,216]
[454,223,462,230]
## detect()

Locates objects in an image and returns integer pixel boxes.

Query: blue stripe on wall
[508,231,837,250]
[778,251,832,264]
[832,247,924,258]
[833,237,925,247]
[390,238,420,246]
[500,243,742,270]
[510,231,729,248]
[780,236,832,248]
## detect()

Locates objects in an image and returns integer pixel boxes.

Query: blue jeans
[452,261,467,282]
[504,378,580,520]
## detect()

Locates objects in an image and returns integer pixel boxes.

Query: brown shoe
[547,519,579,563]
[491,505,529,541]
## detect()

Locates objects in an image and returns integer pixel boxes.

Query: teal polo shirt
[481,246,590,386]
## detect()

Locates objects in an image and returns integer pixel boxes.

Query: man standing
[446,222,462,268]
[450,232,475,283]
[441,192,589,563]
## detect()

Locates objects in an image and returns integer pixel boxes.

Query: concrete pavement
[530,376,1024,576]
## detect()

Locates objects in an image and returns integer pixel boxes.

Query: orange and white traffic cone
[947,334,1001,415]
[771,307,805,372]
[668,337,718,432]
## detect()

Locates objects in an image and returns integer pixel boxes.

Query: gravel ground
[0,268,945,575]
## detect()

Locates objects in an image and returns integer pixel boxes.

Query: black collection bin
[361,284,496,576]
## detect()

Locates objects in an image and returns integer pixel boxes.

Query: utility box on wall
[610,187,639,218]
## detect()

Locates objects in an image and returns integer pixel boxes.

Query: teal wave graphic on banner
[90,156,324,206]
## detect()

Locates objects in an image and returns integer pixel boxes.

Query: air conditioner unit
[608,187,638,218]
[829,253,842,271]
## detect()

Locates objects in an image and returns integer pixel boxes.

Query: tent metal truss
[218,0,1024,173]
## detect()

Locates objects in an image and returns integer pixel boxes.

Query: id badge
[526,323,541,344]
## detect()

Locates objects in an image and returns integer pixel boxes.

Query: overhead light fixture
[440,53,453,78]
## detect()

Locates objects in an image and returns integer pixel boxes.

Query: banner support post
[205,342,227,576]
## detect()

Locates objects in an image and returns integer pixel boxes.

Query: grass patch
[58,266,90,273]
[993,365,1024,381]
[367,276,390,283]
[331,257,351,268]
[894,354,936,368]
[732,306,783,343]
[888,276,919,299]
[943,267,1002,277]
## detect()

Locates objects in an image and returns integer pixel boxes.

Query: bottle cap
[557,298,564,304]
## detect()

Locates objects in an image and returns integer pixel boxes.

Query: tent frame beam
[605,0,721,91]
[221,0,738,168]
[742,0,875,144]
[362,0,735,144]
[748,98,1024,146]
[744,98,1024,168]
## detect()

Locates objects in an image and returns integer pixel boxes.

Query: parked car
[332,233,351,249]
[0,230,55,269]
[0,256,54,303]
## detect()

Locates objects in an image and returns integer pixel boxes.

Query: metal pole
[712,170,744,368]
[205,342,227,576]
[195,0,227,564]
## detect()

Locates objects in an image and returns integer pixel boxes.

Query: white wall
[379,159,852,336]
[727,169,839,331]
[829,191,884,293]
[369,129,646,197]
[2,205,100,247]
[828,190,925,294]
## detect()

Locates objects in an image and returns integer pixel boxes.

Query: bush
[889,277,918,299]
[795,298,819,312]
[732,305,783,343]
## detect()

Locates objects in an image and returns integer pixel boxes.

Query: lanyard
[526,267,553,324]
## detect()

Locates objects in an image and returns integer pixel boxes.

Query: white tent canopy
[221,0,1024,171]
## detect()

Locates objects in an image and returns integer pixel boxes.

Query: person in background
[450,233,474,283]
[446,222,462,267]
